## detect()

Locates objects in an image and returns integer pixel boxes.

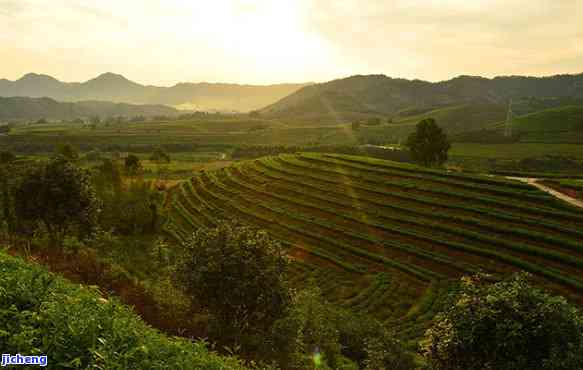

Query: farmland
[165,153,583,345]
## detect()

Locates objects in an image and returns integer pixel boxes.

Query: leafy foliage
[423,273,583,370]
[0,250,263,370]
[271,286,414,369]
[56,143,79,161]
[177,220,291,347]
[124,154,142,175]
[150,146,171,163]
[13,157,101,244]
[406,118,450,167]
[92,160,161,235]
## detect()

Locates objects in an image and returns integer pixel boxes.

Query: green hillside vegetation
[261,74,583,122]
[0,250,262,370]
[453,105,583,144]
[393,103,507,133]
[165,153,583,347]
[0,97,180,121]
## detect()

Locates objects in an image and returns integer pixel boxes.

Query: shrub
[176,220,291,348]
[271,286,414,370]
[0,250,264,370]
[422,273,583,370]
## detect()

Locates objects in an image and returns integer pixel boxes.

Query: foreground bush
[271,286,414,370]
[177,221,291,349]
[0,250,262,370]
[422,273,583,370]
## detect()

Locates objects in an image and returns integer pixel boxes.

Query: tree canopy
[423,273,583,370]
[177,220,290,346]
[406,118,450,167]
[14,157,101,244]
[124,154,142,175]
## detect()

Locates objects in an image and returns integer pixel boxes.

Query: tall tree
[406,118,450,167]
[14,157,100,245]
[124,154,141,175]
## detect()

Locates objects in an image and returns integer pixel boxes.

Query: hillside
[0,250,256,370]
[165,153,583,343]
[453,105,583,144]
[0,73,310,112]
[261,73,583,123]
[0,96,179,121]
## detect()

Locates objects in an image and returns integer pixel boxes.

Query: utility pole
[504,99,514,137]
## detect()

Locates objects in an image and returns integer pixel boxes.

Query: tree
[406,118,450,167]
[149,146,171,163]
[423,273,583,370]
[14,157,101,245]
[271,286,342,369]
[56,143,79,161]
[124,154,141,175]
[177,220,291,346]
[271,283,414,369]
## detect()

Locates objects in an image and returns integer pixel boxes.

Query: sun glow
[169,0,331,82]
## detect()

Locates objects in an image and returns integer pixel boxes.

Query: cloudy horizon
[1,0,582,86]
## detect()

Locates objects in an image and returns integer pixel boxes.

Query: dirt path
[507,177,583,209]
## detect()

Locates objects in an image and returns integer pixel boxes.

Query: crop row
[200,169,442,282]
[322,154,583,216]
[303,154,547,202]
[247,161,583,257]
[221,166,475,276]
[225,165,482,275]
[236,163,583,274]
[321,154,532,191]
[280,155,583,224]
[324,153,535,190]
[192,172,368,275]
[245,159,583,291]
[258,157,583,240]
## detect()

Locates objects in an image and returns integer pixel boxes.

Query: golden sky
[1,0,581,85]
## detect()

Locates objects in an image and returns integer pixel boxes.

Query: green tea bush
[0,250,264,370]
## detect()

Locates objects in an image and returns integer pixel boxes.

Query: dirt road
[507,177,583,209]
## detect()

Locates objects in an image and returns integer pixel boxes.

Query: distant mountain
[0,97,179,121]
[261,73,583,123]
[0,73,310,112]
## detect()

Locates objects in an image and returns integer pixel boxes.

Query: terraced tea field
[164,153,583,345]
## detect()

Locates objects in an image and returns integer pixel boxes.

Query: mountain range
[0,97,179,121]
[261,73,583,123]
[0,73,310,112]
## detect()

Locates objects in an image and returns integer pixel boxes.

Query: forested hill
[261,73,583,122]
[0,96,179,121]
[0,73,310,112]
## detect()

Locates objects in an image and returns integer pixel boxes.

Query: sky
[1,0,582,86]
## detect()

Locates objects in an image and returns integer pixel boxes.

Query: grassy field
[450,143,583,159]
[164,153,583,346]
[3,118,357,147]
